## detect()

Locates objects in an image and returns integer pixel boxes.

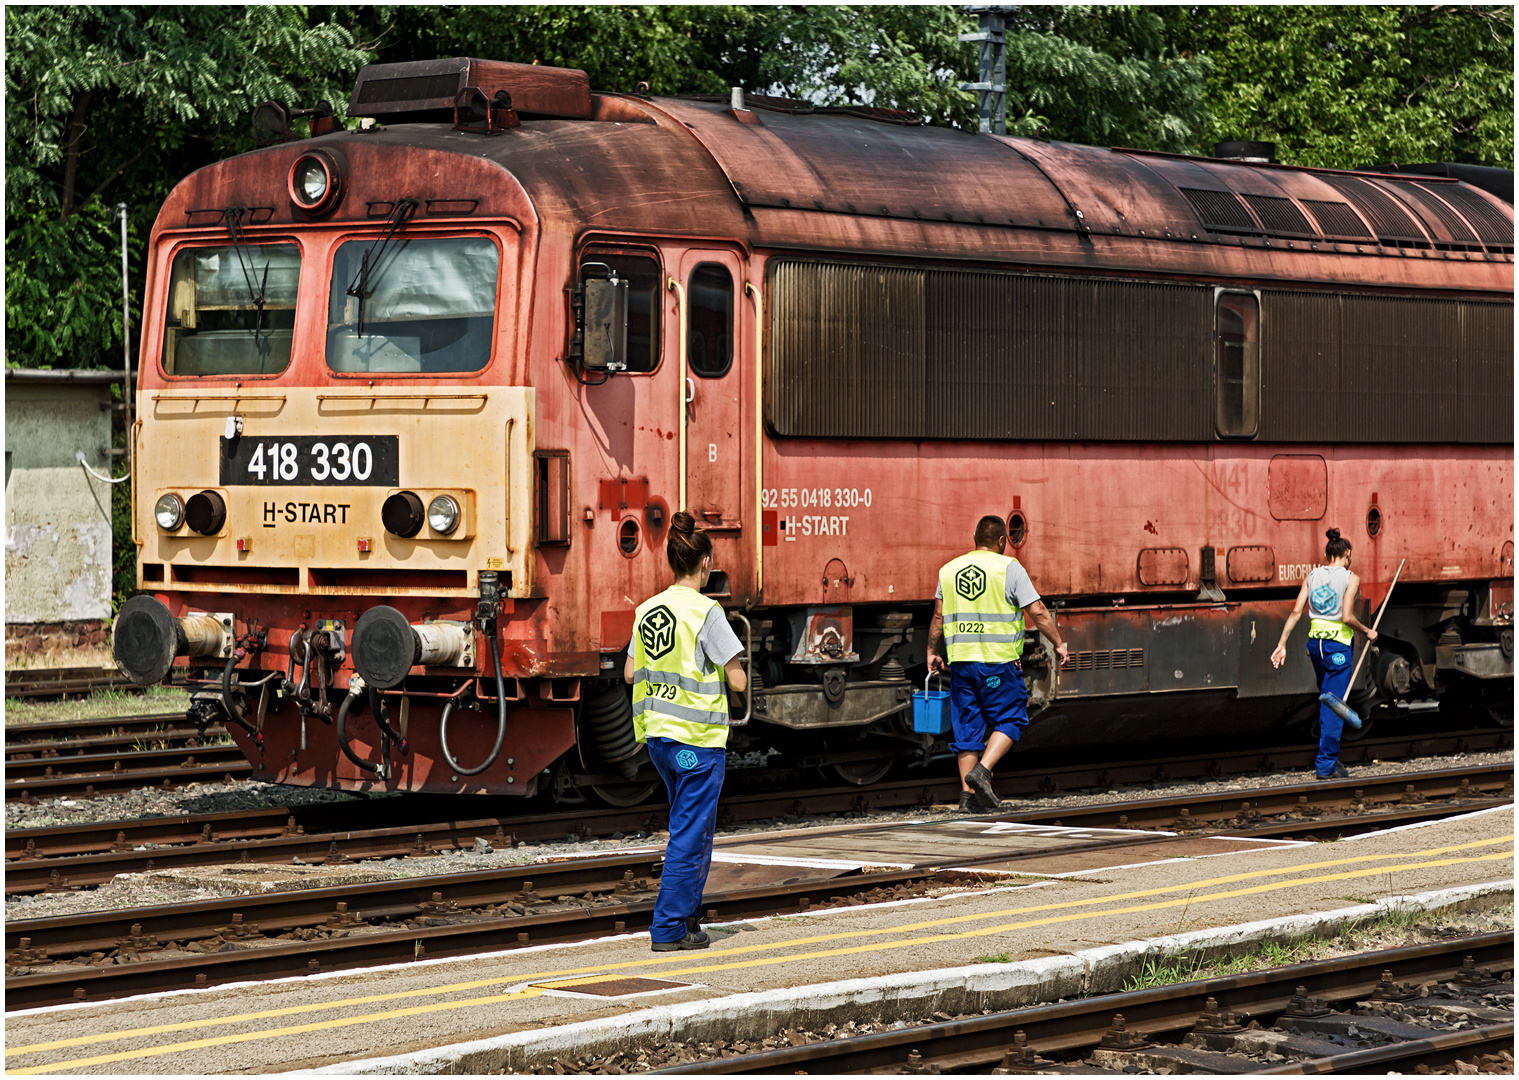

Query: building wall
[5,380,116,625]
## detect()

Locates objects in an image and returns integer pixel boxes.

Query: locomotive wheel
[587,778,662,808]
[826,757,894,786]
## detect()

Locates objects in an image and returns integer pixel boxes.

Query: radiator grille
[1318,175,1426,244]
[1240,194,1314,236]
[1298,199,1373,239]
[1179,188,1258,232]
[1429,185,1515,247]
[1388,181,1478,243]
[1064,648,1146,672]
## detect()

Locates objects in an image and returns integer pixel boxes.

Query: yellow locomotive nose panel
[137,388,533,597]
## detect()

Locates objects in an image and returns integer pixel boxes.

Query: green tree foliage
[1168,5,1515,169]
[5,6,371,369]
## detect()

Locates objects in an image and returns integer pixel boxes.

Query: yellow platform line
[9,836,1508,1058]
[8,844,1510,1073]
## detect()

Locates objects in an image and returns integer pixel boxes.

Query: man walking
[927,515,1069,811]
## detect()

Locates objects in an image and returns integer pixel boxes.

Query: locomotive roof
[156,92,1514,296]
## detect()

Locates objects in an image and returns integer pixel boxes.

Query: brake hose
[219,651,263,745]
[440,629,507,776]
[336,682,383,776]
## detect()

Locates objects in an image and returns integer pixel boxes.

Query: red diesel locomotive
[113,57,1514,803]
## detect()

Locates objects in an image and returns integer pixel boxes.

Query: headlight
[294,158,328,203]
[287,150,342,214]
[155,493,185,531]
[427,495,460,535]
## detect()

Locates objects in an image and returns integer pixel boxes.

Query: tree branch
[59,89,93,222]
[83,143,151,208]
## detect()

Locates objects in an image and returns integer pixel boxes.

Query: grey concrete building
[5,368,126,655]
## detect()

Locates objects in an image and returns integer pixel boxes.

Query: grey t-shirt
[935,560,1041,608]
[696,605,744,674]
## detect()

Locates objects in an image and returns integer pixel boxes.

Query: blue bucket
[912,673,950,734]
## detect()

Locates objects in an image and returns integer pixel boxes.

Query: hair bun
[1325,528,1341,541]
[669,510,697,538]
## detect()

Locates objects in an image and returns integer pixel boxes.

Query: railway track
[3,667,144,701]
[5,750,251,804]
[4,768,1509,1007]
[656,933,1514,1074]
[5,713,218,755]
[4,728,1510,891]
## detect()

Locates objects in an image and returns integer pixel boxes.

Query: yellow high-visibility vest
[939,549,1025,664]
[631,585,730,749]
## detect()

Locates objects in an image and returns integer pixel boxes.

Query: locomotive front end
[118,117,559,794]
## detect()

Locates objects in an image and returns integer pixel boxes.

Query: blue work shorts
[948,660,1028,754]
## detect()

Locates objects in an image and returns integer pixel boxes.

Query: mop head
[1319,692,1363,730]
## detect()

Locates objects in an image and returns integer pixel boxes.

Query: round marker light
[427,495,460,535]
[382,491,425,538]
[155,493,185,531]
[185,491,227,536]
[287,150,342,215]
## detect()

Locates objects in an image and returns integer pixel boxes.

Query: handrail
[731,611,752,726]
[745,279,763,598]
[315,393,489,403]
[129,419,143,548]
[667,277,688,511]
[150,393,287,403]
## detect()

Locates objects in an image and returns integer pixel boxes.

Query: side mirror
[582,275,628,373]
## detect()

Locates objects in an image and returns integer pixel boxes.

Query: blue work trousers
[948,661,1029,754]
[1308,638,1352,777]
[646,736,726,943]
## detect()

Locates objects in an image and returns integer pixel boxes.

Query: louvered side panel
[766,261,926,437]
[1077,281,1211,440]
[1260,291,1340,442]
[926,272,1078,439]
[1340,296,1459,442]
[1458,301,1515,444]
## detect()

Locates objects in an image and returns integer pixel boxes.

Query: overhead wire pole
[117,203,132,436]
[959,6,1014,135]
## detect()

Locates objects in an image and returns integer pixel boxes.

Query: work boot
[651,930,710,952]
[1316,762,1350,781]
[687,915,702,934]
[957,791,975,814]
[966,763,1000,809]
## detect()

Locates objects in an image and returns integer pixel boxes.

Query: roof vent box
[349,58,592,123]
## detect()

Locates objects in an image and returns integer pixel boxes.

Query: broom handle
[1346,558,1406,690]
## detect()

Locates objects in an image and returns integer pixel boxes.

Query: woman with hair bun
[624,510,747,951]
[1270,528,1378,779]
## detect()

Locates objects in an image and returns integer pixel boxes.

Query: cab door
[676,250,744,537]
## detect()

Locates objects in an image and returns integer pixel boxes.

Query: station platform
[5,805,1512,1075]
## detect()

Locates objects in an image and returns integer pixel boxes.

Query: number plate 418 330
[220,436,399,486]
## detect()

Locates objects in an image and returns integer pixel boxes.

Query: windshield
[327,236,498,374]
[161,244,299,376]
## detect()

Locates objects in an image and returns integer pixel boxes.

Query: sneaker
[966,763,1001,809]
[1315,762,1350,781]
[957,792,975,814]
[651,930,710,952]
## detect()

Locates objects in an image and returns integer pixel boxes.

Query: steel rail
[5,760,1508,892]
[656,933,1515,1073]
[4,668,144,700]
[5,712,196,744]
[6,744,248,782]
[6,730,220,759]
[6,761,253,803]
[1255,1021,1515,1074]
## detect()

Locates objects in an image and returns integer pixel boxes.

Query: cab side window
[1216,292,1260,438]
[581,251,661,373]
[688,263,733,377]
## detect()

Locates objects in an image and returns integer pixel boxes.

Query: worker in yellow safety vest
[928,515,1069,812]
[625,511,747,950]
